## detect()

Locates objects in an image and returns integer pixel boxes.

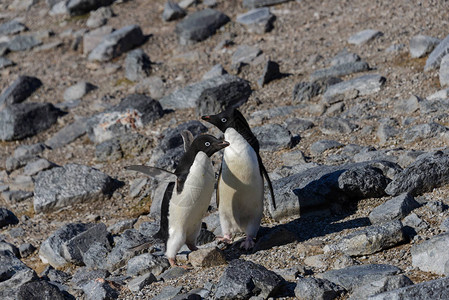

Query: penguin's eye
[205,142,211,147]
[221,118,227,123]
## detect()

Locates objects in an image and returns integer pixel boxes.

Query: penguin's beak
[218,140,230,149]
[201,115,210,121]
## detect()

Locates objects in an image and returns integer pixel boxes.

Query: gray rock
[162,1,186,22]
[441,217,449,232]
[385,151,449,196]
[410,34,441,58]
[0,102,63,141]
[250,106,299,124]
[420,98,449,114]
[294,277,344,300]
[257,60,282,88]
[0,20,27,35]
[128,272,157,292]
[83,25,114,55]
[39,223,94,268]
[14,143,47,159]
[253,226,297,252]
[401,211,429,235]
[333,220,405,256]
[236,7,275,34]
[368,277,449,300]
[0,57,14,69]
[88,94,163,143]
[158,266,189,281]
[82,242,109,269]
[323,74,386,102]
[8,35,42,52]
[231,44,262,66]
[214,259,284,299]
[86,6,114,28]
[0,250,38,299]
[319,264,402,293]
[310,140,343,156]
[17,280,68,300]
[161,75,248,110]
[0,241,20,258]
[40,265,71,283]
[350,274,413,300]
[394,95,420,114]
[152,286,183,300]
[105,229,152,271]
[88,25,146,61]
[269,160,401,220]
[284,117,315,133]
[425,33,449,71]
[196,75,252,116]
[0,75,42,109]
[46,118,88,149]
[108,219,136,235]
[125,49,151,82]
[426,200,448,213]
[1,190,33,203]
[253,123,293,151]
[61,223,111,265]
[202,64,227,80]
[71,268,110,288]
[0,208,19,228]
[96,133,148,162]
[440,54,449,87]
[403,122,448,143]
[369,193,420,224]
[411,232,449,275]
[82,279,119,300]
[377,118,400,144]
[23,158,54,176]
[67,0,114,16]
[337,165,390,199]
[174,9,230,44]
[331,50,361,66]
[243,0,292,9]
[63,81,96,101]
[127,253,170,277]
[19,243,36,258]
[148,120,208,170]
[348,29,383,45]
[310,61,370,81]
[321,117,358,135]
[34,164,117,214]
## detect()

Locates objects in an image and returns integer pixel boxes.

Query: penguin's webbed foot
[240,236,255,250]
[217,234,233,244]
[168,257,192,269]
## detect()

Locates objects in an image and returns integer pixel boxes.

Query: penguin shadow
[223,170,371,260]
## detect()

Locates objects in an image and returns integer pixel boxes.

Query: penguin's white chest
[219,128,264,234]
[169,152,214,234]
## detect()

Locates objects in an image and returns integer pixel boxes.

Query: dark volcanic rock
[292,77,342,103]
[268,160,401,220]
[0,102,63,141]
[310,61,370,81]
[253,124,294,151]
[385,151,449,196]
[236,7,275,34]
[0,76,42,109]
[34,164,118,214]
[196,75,252,116]
[125,48,152,82]
[257,60,282,88]
[17,280,68,300]
[67,0,115,16]
[337,165,391,199]
[294,277,345,300]
[0,208,19,228]
[162,1,186,21]
[175,8,230,44]
[214,259,284,299]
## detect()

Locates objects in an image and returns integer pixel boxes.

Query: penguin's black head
[201,107,248,133]
[189,134,230,157]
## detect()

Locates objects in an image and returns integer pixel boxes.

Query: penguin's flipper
[260,162,276,210]
[216,166,222,208]
[125,165,177,182]
[181,130,195,152]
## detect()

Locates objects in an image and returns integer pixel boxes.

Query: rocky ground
[2,0,449,299]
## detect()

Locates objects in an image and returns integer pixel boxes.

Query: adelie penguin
[126,131,229,266]
[202,108,276,249]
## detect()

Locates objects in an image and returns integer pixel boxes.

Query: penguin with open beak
[126,131,229,266]
[201,108,276,250]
